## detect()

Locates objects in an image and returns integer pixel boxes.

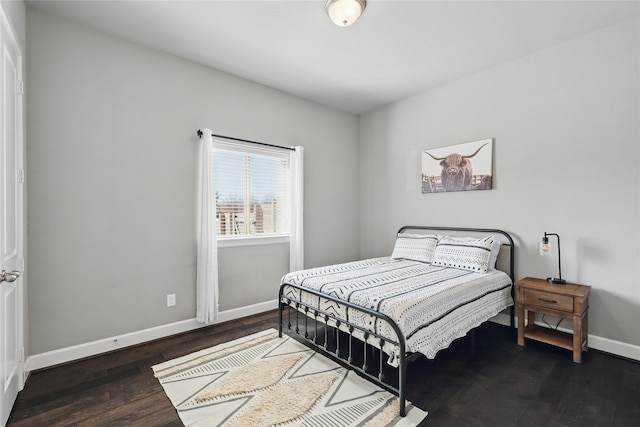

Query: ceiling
[27,0,639,115]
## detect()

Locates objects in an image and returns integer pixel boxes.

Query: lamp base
[547,277,567,284]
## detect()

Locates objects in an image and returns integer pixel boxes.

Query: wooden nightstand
[516,277,591,363]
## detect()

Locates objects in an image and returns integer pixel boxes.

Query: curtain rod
[197,129,295,152]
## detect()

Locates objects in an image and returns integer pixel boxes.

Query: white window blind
[213,140,290,238]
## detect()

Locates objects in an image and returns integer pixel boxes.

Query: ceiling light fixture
[326,0,366,27]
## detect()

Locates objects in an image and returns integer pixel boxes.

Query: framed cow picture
[422,139,493,193]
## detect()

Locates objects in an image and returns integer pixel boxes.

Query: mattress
[281,257,513,363]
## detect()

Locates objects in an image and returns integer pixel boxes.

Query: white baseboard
[25,299,279,374]
[216,299,278,323]
[25,302,639,376]
[490,312,640,361]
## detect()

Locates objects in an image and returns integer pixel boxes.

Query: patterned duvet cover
[281,257,513,363]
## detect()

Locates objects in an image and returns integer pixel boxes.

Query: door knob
[0,270,20,283]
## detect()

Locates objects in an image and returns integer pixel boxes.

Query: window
[213,140,290,243]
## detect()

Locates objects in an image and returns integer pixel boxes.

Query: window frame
[212,138,291,247]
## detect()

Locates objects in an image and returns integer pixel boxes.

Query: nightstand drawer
[524,289,573,312]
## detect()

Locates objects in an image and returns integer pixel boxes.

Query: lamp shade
[326,0,366,27]
[538,236,552,256]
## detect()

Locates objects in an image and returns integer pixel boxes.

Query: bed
[278,226,515,417]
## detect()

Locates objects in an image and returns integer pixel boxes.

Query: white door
[0,8,23,427]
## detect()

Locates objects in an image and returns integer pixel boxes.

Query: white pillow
[432,236,495,273]
[391,233,439,263]
[488,240,502,270]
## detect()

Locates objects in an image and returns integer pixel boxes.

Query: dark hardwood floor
[8,309,640,426]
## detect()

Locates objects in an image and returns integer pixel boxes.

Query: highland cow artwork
[422,139,493,193]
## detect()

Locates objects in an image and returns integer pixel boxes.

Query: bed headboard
[397,225,516,329]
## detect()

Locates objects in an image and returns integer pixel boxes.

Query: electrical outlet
[167,294,176,307]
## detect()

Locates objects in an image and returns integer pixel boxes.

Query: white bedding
[281,257,513,363]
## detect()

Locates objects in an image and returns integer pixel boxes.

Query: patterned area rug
[152,329,427,426]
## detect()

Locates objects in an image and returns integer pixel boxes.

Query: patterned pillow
[441,236,502,270]
[391,233,439,263]
[432,236,495,272]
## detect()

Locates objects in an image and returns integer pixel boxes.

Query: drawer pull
[538,297,557,304]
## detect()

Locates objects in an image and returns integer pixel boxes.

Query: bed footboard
[278,282,415,417]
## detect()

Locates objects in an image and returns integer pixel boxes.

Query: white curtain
[196,129,219,323]
[290,146,304,272]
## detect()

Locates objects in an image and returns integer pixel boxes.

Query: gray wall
[26,8,360,354]
[25,5,640,357]
[359,18,640,347]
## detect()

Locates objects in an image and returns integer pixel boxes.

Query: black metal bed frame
[278,226,515,417]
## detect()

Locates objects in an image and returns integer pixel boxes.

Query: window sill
[217,235,290,248]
